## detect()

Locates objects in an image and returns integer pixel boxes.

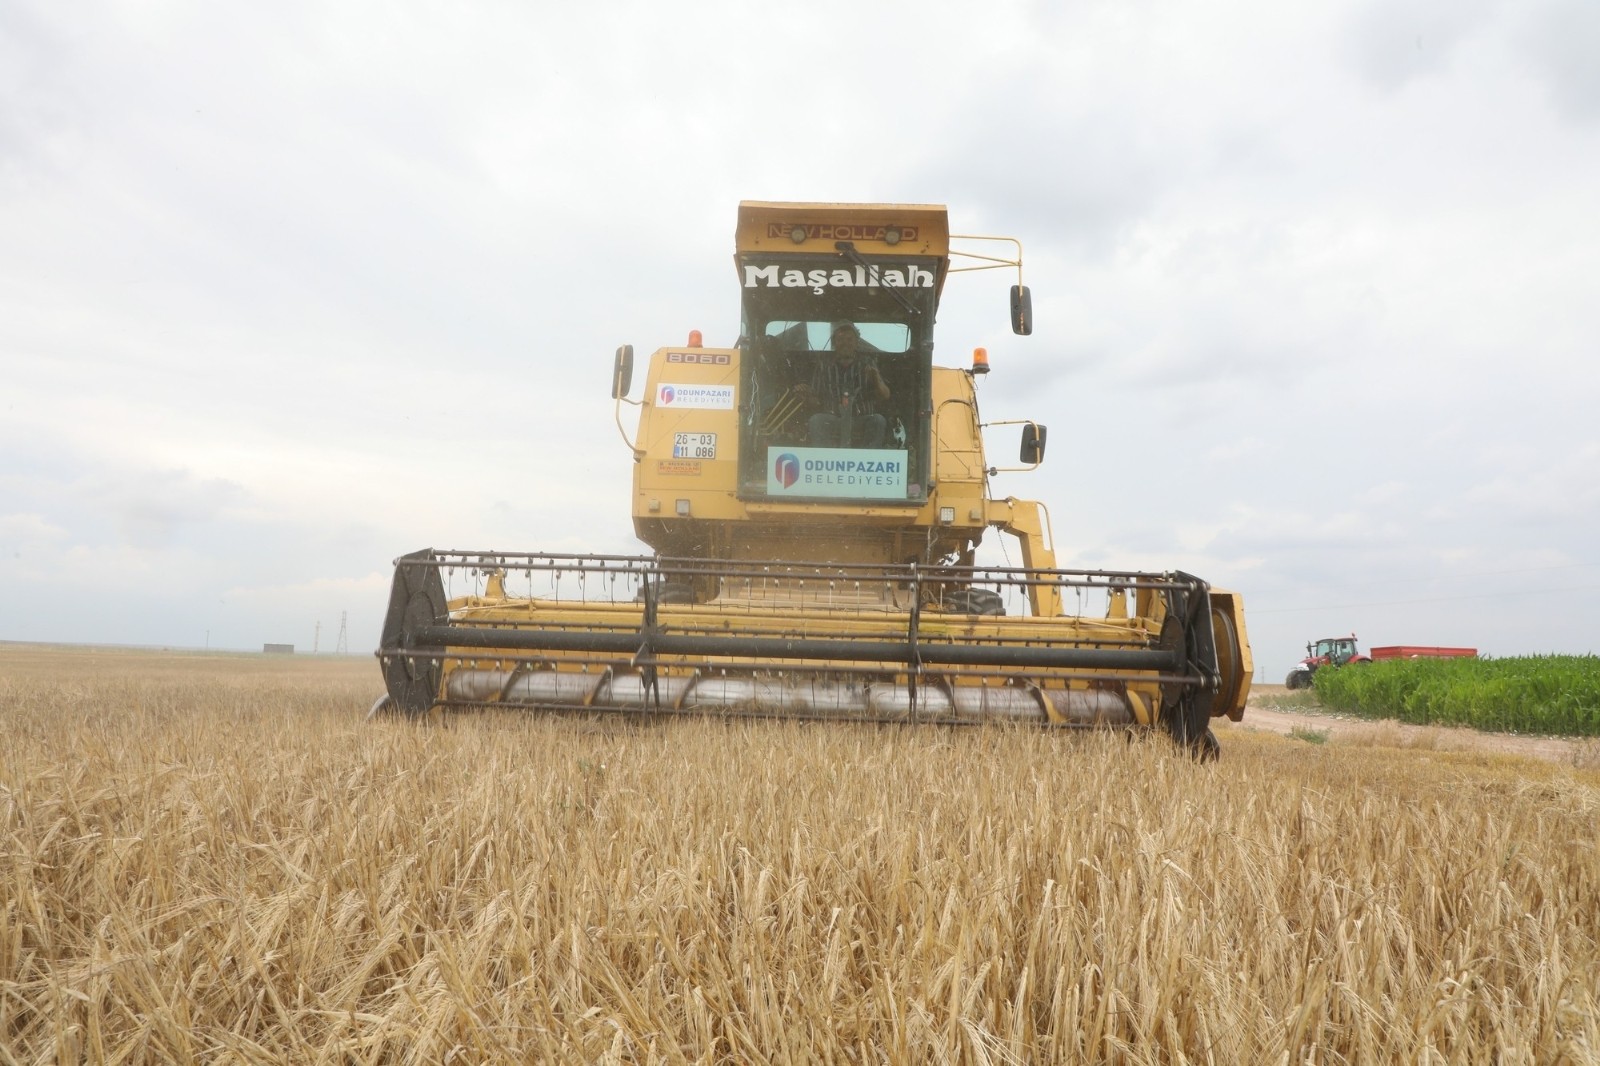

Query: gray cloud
[1342,0,1503,92]
[1514,0,1600,122]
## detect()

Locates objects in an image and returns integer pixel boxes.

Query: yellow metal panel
[1208,588,1253,721]
[635,346,743,521]
[736,201,950,259]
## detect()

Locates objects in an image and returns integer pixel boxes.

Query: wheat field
[3,645,1598,1064]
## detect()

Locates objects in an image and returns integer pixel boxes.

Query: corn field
[3,645,1599,1064]
[1313,654,1600,736]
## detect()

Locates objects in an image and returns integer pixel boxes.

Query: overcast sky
[4,0,1597,682]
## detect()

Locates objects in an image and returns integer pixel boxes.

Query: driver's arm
[865,358,890,400]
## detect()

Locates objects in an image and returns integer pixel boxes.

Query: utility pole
[314,621,321,654]
[335,611,349,655]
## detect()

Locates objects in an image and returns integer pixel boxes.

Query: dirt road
[1218,684,1595,766]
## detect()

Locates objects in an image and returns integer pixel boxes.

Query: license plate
[673,432,717,459]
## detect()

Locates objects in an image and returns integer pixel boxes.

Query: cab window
[736,269,934,504]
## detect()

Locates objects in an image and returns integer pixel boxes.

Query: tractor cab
[1309,636,1361,666]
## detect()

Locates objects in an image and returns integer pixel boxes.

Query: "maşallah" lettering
[743,264,934,290]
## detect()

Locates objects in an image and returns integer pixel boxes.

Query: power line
[1250,584,1600,614]
[1249,562,1597,599]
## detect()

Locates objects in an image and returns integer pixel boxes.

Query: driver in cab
[799,322,890,448]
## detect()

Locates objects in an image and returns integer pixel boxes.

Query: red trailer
[1369,645,1477,660]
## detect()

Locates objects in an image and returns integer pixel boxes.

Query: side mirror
[1020,422,1047,464]
[1010,285,1033,336]
[611,344,634,398]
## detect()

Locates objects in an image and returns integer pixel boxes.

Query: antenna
[336,611,348,655]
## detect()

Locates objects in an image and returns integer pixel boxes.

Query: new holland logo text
[766,223,919,243]
[742,264,935,290]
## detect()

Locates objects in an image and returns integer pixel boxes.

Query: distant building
[263,643,295,655]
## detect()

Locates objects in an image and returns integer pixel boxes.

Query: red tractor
[1284,635,1367,689]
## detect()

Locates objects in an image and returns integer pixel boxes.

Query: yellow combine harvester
[375,201,1251,755]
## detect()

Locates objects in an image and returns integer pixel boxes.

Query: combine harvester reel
[375,550,1247,759]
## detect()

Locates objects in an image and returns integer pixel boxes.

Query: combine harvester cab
[376,202,1252,756]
